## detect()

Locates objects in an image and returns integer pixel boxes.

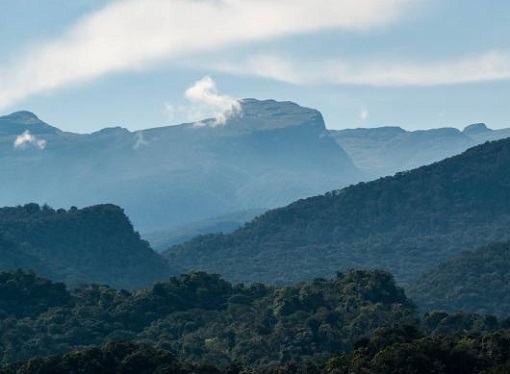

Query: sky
[1,0,510,133]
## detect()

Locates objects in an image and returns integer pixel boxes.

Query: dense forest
[0,204,174,288]
[165,138,510,284]
[0,268,416,369]
[1,269,510,373]
[6,326,510,374]
[408,241,510,316]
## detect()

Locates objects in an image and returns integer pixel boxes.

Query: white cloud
[14,131,47,150]
[360,108,369,121]
[0,0,415,109]
[185,76,241,125]
[166,76,241,126]
[211,51,510,87]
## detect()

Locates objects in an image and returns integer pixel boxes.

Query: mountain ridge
[164,137,510,285]
[0,99,362,232]
[332,122,510,177]
[0,203,174,288]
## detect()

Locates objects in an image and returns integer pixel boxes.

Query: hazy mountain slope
[407,241,510,316]
[0,204,174,288]
[164,138,510,284]
[144,209,264,251]
[0,100,362,232]
[331,123,510,177]
[331,126,474,177]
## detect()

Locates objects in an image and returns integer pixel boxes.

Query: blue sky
[1,0,510,133]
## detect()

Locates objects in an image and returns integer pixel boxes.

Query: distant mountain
[164,138,510,285]
[0,203,174,288]
[143,209,265,251]
[331,123,510,177]
[407,241,510,316]
[0,99,362,232]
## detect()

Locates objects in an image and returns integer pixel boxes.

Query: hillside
[165,137,510,284]
[407,241,510,316]
[144,209,265,251]
[331,123,510,177]
[0,204,173,288]
[0,100,362,232]
[0,235,50,277]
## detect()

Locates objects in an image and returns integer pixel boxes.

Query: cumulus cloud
[0,0,415,109]
[211,51,510,87]
[14,131,47,150]
[185,76,241,125]
[165,76,241,126]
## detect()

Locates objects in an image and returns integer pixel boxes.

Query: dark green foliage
[1,341,220,374]
[0,269,416,368]
[0,235,49,277]
[324,325,510,374]
[0,269,70,318]
[6,320,510,373]
[165,138,510,284]
[407,241,510,316]
[0,203,174,288]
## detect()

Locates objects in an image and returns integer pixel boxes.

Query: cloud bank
[0,0,414,109]
[212,51,510,87]
[14,131,47,150]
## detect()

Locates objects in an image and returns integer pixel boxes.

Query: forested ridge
[0,204,174,288]
[408,241,510,316]
[2,269,510,373]
[165,138,510,284]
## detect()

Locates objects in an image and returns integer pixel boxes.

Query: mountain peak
[463,123,490,134]
[224,99,325,131]
[0,111,60,135]
[3,111,41,123]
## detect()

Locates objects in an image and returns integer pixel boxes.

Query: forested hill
[408,241,510,316]
[165,137,510,284]
[4,268,510,373]
[0,268,415,368]
[0,204,174,288]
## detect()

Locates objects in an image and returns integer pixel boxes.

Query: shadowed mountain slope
[0,204,174,288]
[165,138,510,284]
[407,241,510,316]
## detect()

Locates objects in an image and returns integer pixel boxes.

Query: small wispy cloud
[211,51,510,87]
[133,132,148,149]
[14,131,47,150]
[165,76,241,126]
[0,0,416,109]
[360,108,369,121]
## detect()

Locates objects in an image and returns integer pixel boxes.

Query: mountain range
[0,100,361,233]
[331,122,510,177]
[4,99,510,240]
